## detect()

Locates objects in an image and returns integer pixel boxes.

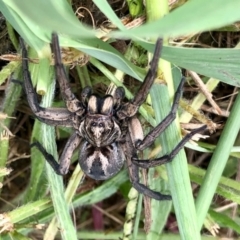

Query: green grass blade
[2,0,240,87]
[112,0,240,38]
[144,1,174,238]
[145,0,201,238]
[189,165,240,204]
[0,0,92,68]
[8,199,51,224]
[147,170,172,239]
[0,61,20,85]
[38,69,77,240]
[0,132,10,184]
[75,231,218,240]
[140,42,240,87]
[92,0,125,30]
[72,170,128,207]
[209,209,240,234]
[151,84,201,240]
[0,68,22,189]
[195,91,240,229]
[45,165,84,239]
[24,120,47,202]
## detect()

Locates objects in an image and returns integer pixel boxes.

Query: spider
[21,33,205,201]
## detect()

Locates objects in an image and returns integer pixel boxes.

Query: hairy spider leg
[114,38,174,200]
[132,38,163,106]
[51,33,79,103]
[136,77,185,150]
[31,132,81,175]
[115,38,163,120]
[20,38,73,127]
[113,86,125,110]
[131,76,207,166]
[123,131,171,200]
[52,33,92,114]
[116,39,206,199]
[133,125,206,168]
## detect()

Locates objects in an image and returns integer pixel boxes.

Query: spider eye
[91,122,97,127]
[99,123,104,128]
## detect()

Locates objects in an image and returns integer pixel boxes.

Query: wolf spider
[21,33,205,200]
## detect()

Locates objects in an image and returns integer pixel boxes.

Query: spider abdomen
[79,141,124,180]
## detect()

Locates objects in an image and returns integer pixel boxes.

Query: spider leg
[133,125,206,168]
[113,86,125,110]
[58,132,81,174]
[123,129,171,200]
[115,39,163,120]
[31,132,81,175]
[51,33,91,114]
[131,38,163,107]
[136,77,185,150]
[130,162,171,200]
[20,38,73,127]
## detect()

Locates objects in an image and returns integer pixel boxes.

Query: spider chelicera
[21,33,205,201]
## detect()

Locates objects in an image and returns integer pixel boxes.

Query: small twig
[188,70,222,115]
[180,99,217,132]
[92,204,123,225]
[226,87,238,112]
[75,6,96,29]
[201,104,229,117]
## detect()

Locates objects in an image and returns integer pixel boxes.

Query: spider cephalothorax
[79,95,121,147]
[21,33,205,200]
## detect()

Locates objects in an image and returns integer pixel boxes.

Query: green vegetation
[0,0,240,239]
